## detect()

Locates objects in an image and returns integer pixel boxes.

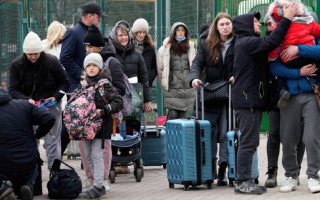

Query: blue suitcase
[227,129,259,186]
[166,84,213,190]
[226,84,259,187]
[141,112,167,168]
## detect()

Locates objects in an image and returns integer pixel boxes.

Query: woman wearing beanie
[190,13,236,186]
[9,31,70,173]
[157,22,196,120]
[109,20,153,174]
[79,24,126,191]
[132,18,157,87]
[76,53,123,199]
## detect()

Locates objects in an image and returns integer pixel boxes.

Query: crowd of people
[1,0,320,199]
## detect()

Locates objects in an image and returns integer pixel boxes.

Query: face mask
[175,36,186,42]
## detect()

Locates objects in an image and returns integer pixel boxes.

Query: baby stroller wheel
[109,169,116,183]
[135,168,142,182]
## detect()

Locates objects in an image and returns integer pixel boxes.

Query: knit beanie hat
[132,18,149,33]
[23,31,43,54]
[83,25,105,47]
[83,53,103,70]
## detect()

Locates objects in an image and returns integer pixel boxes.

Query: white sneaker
[308,178,320,193]
[280,177,298,193]
[103,180,110,192]
[82,178,93,188]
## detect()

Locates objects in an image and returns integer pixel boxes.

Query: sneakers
[277,89,290,109]
[308,178,320,193]
[82,178,94,188]
[79,186,107,199]
[0,183,13,200]
[280,177,298,193]
[217,162,228,186]
[265,167,277,188]
[103,180,110,192]
[20,184,33,200]
[234,181,265,195]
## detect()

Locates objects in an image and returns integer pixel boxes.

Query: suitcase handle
[143,111,159,138]
[195,81,206,120]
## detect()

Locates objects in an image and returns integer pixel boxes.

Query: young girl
[79,24,126,189]
[78,53,123,199]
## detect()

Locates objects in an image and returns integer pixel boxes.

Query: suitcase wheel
[228,178,234,187]
[109,169,116,183]
[162,164,166,169]
[169,182,174,189]
[207,182,212,189]
[184,185,189,191]
[135,168,143,182]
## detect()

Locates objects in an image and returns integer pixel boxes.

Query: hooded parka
[157,22,196,111]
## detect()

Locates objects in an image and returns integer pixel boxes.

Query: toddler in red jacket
[268,0,320,108]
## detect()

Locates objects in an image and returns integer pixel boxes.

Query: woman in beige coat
[157,22,196,120]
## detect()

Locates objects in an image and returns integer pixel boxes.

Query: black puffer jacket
[100,38,126,96]
[0,89,55,173]
[9,53,70,102]
[190,30,235,85]
[232,12,291,110]
[141,43,157,87]
[110,38,151,102]
[83,70,123,139]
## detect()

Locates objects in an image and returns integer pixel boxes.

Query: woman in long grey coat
[157,22,196,120]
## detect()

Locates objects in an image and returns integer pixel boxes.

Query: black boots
[265,167,278,188]
[217,162,228,186]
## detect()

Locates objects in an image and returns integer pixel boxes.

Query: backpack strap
[105,57,113,69]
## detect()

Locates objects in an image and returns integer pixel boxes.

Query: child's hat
[84,53,103,69]
[83,25,105,47]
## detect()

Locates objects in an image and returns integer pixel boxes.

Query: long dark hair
[206,12,234,64]
[168,25,190,56]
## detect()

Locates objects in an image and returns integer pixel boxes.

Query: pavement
[30,134,320,200]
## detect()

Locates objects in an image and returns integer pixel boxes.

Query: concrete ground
[29,134,319,200]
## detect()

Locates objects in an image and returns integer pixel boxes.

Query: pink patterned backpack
[63,79,109,140]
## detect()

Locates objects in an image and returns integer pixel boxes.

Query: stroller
[109,117,144,183]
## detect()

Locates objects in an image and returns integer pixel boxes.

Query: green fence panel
[0,0,23,90]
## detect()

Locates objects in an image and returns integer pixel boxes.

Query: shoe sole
[277,92,290,109]
[265,181,277,188]
[217,181,228,186]
[20,185,33,200]
[280,186,297,193]
[234,189,263,195]
[0,187,14,200]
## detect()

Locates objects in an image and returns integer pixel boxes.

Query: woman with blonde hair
[41,21,67,59]
[190,12,236,186]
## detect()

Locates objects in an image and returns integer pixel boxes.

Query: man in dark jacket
[60,2,106,156]
[231,5,297,194]
[0,89,55,200]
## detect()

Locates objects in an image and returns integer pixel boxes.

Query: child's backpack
[63,79,108,140]
[105,57,132,117]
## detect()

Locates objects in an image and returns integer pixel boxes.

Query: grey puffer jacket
[157,22,196,111]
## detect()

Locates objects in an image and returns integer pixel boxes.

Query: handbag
[306,76,320,109]
[203,80,229,103]
[47,159,82,199]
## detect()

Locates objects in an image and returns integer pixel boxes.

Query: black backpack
[47,159,82,199]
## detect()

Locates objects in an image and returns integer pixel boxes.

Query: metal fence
[1,0,320,115]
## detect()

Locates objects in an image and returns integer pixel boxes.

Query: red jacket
[268,6,320,63]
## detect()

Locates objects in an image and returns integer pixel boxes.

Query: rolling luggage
[166,83,213,190]
[66,141,81,160]
[141,112,167,168]
[226,84,259,187]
